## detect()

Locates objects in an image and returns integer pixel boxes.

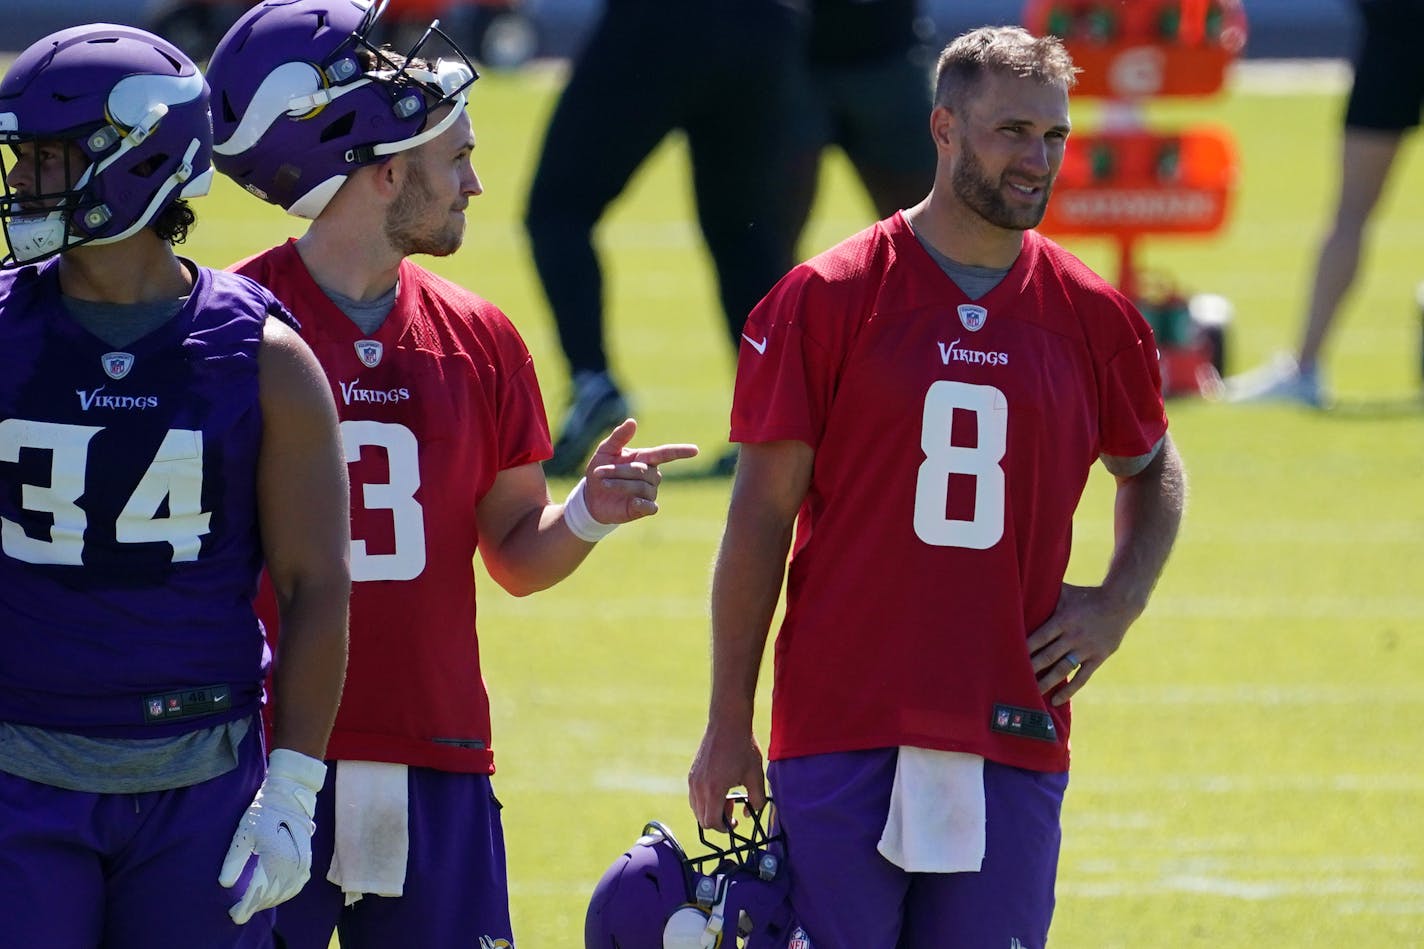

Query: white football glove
[219,748,327,925]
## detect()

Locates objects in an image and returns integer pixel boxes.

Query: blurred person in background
[1228,0,1424,407]
[781,0,937,256]
[524,0,806,477]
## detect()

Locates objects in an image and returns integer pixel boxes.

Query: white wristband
[564,478,618,543]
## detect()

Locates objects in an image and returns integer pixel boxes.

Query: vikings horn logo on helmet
[206,0,477,220]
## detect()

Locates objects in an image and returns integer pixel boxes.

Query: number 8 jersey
[732,213,1167,773]
[236,241,552,775]
[0,258,280,736]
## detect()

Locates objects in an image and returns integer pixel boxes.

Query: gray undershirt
[320,281,398,336]
[913,232,1012,301]
[0,719,249,793]
[62,295,186,348]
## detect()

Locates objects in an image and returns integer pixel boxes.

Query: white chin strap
[5,212,69,263]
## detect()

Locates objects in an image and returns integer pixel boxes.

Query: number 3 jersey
[236,241,552,775]
[733,213,1167,773]
[0,259,282,737]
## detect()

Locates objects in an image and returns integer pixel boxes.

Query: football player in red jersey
[206,2,697,947]
[689,26,1185,949]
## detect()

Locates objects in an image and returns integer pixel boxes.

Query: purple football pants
[0,724,273,949]
[274,766,514,949]
[769,749,1068,949]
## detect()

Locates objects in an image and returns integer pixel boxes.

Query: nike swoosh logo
[742,334,768,354]
[277,821,300,857]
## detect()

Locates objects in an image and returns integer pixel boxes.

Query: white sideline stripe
[589,770,1424,797]
[1337,900,1424,916]
[1182,521,1424,544]
[593,772,684,794]
[1072,856,1420,873]
[1092,684,1424,705]
[1072,773,1424,794]
[1061,875,1424,903]
[1147,594,1424,620]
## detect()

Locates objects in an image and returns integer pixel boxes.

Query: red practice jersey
[238,241,552,773]
[733,213,1167,773]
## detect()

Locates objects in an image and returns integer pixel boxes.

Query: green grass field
[180,62,1424,947]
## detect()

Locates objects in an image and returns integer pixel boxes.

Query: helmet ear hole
[130,154,168,178]
[320,112,357,143]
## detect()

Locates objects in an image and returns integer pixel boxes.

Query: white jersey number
[0,419,210,564]
[342,419,427,582]
[913,381,1007,550]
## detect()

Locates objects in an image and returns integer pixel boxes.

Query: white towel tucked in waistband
[326,760,409,905]
[876,747,986,873]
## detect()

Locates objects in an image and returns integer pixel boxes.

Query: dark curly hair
[152,198,196,245]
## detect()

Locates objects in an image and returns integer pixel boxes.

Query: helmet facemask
[585,795,807,949]
[0,26,213,267]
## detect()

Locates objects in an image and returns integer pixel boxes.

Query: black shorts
[1344,0,1424,131]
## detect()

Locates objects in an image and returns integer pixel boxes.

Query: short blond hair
[934,26,1079,111]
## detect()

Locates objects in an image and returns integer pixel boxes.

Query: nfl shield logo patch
[789,927,813,949]
[102,351,135,380]
[957,304,988,332]
[355,340,383,368]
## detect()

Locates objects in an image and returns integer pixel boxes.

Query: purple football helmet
[0,24,213,266]
[207,0,477,219]
[586,797,813,949]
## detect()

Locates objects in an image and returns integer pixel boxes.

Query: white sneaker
[1225,354,1330,408]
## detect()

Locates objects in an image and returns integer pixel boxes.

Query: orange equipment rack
[1022,0,1247,396]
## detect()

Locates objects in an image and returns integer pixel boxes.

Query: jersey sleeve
[731,237,881,447]
[1096,297,1169,460]
[486,305,553,469]
[732,269,826,446]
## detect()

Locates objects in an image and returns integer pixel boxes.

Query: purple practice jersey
[0,259,283,738]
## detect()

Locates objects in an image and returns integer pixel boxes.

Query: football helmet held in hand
[585,795,812,949]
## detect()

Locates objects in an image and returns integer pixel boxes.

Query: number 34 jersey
[0,259,278,736]
[733,213,1167,773]
[237,241,552,775]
